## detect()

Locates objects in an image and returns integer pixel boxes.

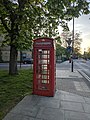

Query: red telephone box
[33,38,56,96]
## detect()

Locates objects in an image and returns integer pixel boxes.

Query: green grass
[0,69,33,120]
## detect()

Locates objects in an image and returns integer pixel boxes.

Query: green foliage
[46,0,90,21]
[0,0,90,49]
[56,42,70,61]
[55,36,66,58]
[55,36,61,44]
[0,0,89,48]
[0,0,36,49]
[74,33,82,54]
[0,69,33,119]
[56,44,67,57]
[87,48,90,59]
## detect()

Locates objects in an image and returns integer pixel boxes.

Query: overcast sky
[68,13,90,53]
[58,13,90,54]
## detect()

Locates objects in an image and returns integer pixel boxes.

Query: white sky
[58,13,90,54]
[68,14,90,53]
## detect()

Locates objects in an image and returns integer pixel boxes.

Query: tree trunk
[9,45,18,75]
[0,49,2,62]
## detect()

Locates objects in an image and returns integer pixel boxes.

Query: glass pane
[43,60,47,64]
[42,75,47,79]
[38,49,42,52]
[36,49,50,90]
[42,64,47,69]
[42,70,47,74]
[42,55,47,59]
[42,80,47,84]
[47,51,50,54]
[43,50,47,54]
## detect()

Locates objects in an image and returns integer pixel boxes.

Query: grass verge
[0,69,33,120]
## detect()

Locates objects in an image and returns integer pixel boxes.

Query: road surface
[56,59,90,82]
[0,59,90,80]
[0,63,33,70]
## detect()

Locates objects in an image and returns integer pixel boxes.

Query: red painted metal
[33,38,56,96]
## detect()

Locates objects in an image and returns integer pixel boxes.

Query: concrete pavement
[3,62,90,120]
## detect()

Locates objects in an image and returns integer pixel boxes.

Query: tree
[87,48,90,59]
[56,44,67,58]
[0,48,2,62]
[74,32,82,55]
[61,31,82,55]
[0,0,90,75]
[0,0,44,75]
[56,36,70,61]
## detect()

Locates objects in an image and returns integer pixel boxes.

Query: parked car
[22,58,33,64]
[56,59,62,63]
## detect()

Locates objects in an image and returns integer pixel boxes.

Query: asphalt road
[0,59,90,79]
[0,63,33,70]
[56,59,90,80]
[74,59,90,79]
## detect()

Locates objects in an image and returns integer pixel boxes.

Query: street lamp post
[71,16,74,72]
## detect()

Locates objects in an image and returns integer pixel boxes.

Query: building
[0,36,32,62]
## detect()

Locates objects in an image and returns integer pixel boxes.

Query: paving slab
[56,69,83,78]
[84,97,90,104]
[64,111,90,120]
[61,94,85,103]
[61,101,84,112]
[3,68,90,120]
[3,112,42,120]
[37,107,64,120]
[3,89,90,120]
[83,103,90,113]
